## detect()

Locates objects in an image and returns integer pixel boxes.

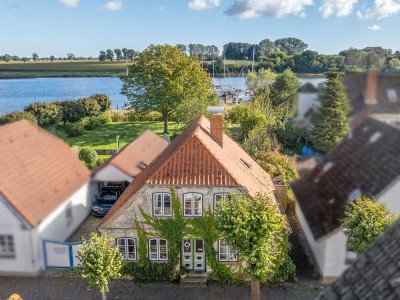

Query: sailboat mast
[251,46,255,73]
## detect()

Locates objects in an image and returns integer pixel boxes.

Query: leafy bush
[98,111,112,124]
[92,94,111,112]
[269,255,296,283]
[127,110,163,122]
[79,147,99,167]
[24,102,60,126]
[65,122,86,137]
[61,100,86,124]
[83,116,102,130]
[96,157,104,166]
[110,111,128,122]
[341,196,398,255]
[257,151,298,184]
[0,111,37,125]
[125,261,178,283]
[78,97,101,117]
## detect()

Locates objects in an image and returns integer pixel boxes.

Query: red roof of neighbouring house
[93,130,168,178]
[99,115,277,228]
[0,120,91,227]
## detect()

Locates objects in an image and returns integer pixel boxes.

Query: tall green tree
[32,53,39,62]
[106,49,114,61]
[76,232,122,300]
[341,196,398,255]
[270,69,300,124]
[216,193,289,300]
[99,51,106,61]
[121,44,214,133]
[114,49,122,61]
[176,44,187,54]
[227,102,267,141]
[121,48,128,60]
[312,69,350,152]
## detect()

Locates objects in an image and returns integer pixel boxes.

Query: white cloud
[368,24,381,30]
[188,0,220,10]
[357,0,400,19]
[101,0,122,11]
[319,0,358,18]
[60,0,79,8]
[224,0,313,19]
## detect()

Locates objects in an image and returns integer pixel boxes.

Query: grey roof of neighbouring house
[344,72,400,128]
[298,82,318,93]
[316,221,400,300]
[291,118,400,240]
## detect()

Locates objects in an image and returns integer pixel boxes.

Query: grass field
[0,60,128,79]
[0,59,256,79]
[48,121,183,153]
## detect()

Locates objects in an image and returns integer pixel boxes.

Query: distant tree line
[2,38,400,73]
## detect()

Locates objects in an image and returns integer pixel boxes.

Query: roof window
[369,132,382,143]
[240,158,252,169]
[388,89,398,102]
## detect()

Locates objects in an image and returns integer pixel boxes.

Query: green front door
[181,239,205,271]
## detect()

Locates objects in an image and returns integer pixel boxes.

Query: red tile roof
[99,115,277,228]
[0,120,91,227]
[93,130,168,178]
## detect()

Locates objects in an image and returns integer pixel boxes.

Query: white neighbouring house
[291,118,400,282]
[91,130,168,198]
[0,120,91,276]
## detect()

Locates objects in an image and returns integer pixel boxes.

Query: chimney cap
[207,106,224,114]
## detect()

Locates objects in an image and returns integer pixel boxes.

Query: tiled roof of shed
[93,130,168,178]
[99,115,277,228]
[317,221,400,300]
[291,118,400,240]
[0,120,91,227]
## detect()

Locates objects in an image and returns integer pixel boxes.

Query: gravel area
[0,276,324,300]
[67,215,101,242]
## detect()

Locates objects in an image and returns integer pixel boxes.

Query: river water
[0,76,325,114]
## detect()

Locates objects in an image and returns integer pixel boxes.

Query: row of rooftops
[291,117,400,240]
[0,113,279,229]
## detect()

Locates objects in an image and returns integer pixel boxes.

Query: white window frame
[214,193,231,210]
[148,238,168,261]
[183,193,203,217]
[0,235,15,257]
[152,193,172,217]
[218,239,238,262]
[116,238,137,261]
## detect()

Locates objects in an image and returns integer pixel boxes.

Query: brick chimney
[208,107,224,147]
[365,70,378,105]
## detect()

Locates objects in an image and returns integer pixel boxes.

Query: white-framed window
[183,193,203,217]
[214,193,231,210]
[0,235,15,257]
[116,238,137,261]
[153,193,172,217]
[218,239,238,262]
[148,238,168,261]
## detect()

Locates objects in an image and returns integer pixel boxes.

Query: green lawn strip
[50,121,183,150]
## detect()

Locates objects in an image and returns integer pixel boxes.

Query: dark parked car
[92,183,127,217]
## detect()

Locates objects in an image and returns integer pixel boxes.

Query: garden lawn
[51,121,182,151]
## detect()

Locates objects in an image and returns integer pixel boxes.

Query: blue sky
[0,0,399,57]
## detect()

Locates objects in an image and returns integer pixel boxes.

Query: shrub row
[110,110,163,122]
[20,94,111,127]
[64,112,112,137]
[0,111,38,125]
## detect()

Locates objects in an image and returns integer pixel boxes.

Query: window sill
[149,260,169,263]
[0,254,16,259]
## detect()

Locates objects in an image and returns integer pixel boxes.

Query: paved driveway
[0,276,323,300]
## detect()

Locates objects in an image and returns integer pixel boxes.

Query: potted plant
[180,266,188,279]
